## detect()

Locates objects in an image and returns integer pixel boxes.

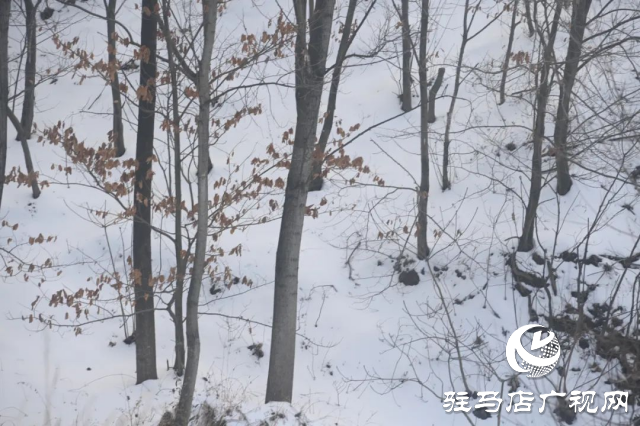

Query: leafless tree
[499,0,519,105]
[174,1,217,422]
[553,0,592,195]
[132,0,159,384]
[17,0,42,139]
[158,0,186,378]
[400,0,412,112]
[523,0,535,37]
[309,0,358,192]
[416,0,430,259]
[7,107,41,199]
[518,0,562,252]
[105,0,126,157]
[266,0,336,403]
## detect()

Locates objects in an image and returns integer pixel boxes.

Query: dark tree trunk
[416,0,429,260]
[400,0,412,112]
[132,0,158,384]
[427,67,444,124]
[554,0,591,195]
[499,0,519,105]
[442,0,471,190]
[106,0,126,157]
[266,0,335,403]
[19,0,38,140]
[0,0,9,210]
[308,0,357,192]
[174,0,217,423]
[523,0,535,37]
[518,0,561,252]
[7,107,40,199]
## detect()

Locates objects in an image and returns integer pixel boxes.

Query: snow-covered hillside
[2,0,640,425]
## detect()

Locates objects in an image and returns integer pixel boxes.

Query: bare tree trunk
[499,0,519,105]
[266,0,335,403]
[441,0,472,190]
[518,0,561,252]
[523,0,535,37]
[160,0,185,377]
[0,0,9,210]
[400,0,412,112]
[19,0,39,140]
[106,0,126,157]
[132,0,158,384]
[554,0,591,195]
[427,67,444,124]
[7,107,41,198]
[416,0,430,260]
[308,0,357,192]
[173,0,216,423]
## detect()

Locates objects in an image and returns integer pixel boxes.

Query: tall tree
[19,0,41,139]
[174,0,217,421]
[416,0,430,259]
[441,0,474,191]
[518,0,561,252]
[132,0,158,384]
[266,0,336,403]
[0,0,9,210]
[105,0,126,157]
[309,0,357,192]
[400,0,412,112]
[553,0,592,195]
[158,0,186,378]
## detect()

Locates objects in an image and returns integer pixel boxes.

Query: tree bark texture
[400,0,412,112]
[19,0,38,139]
[518,0,561,252]
[132,0,158,384]
[174,0,217,424]
[308,0,357,192]
[553,0,591,195]
[107,0,126,157]
[265,0,335,403]
[417,0,430,260]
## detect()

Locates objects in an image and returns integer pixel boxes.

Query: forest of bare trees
[1,0,640,425]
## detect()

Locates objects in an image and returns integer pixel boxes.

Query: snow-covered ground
[2,0,640,425]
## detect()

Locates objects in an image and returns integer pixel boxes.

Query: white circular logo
[506,324,560,378]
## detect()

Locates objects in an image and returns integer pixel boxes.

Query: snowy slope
[2,0,640,425]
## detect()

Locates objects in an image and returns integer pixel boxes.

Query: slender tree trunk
[442,0,471,190]
[427,67,444,124]
[554,0,591,195]
[523,0,535,37]
[400,0,412,112]
[160,0,185,377]
[174,1,216,423]
[106,0,126,157]
[7,107,40,198]
[499,0,519,105]
[0,0,9,210]
[308,0,357,192]
[19,0,38,140]
[518,0,561,252]
[416,0,429,260]
[266,0,335,403]
[132,0,158,384]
